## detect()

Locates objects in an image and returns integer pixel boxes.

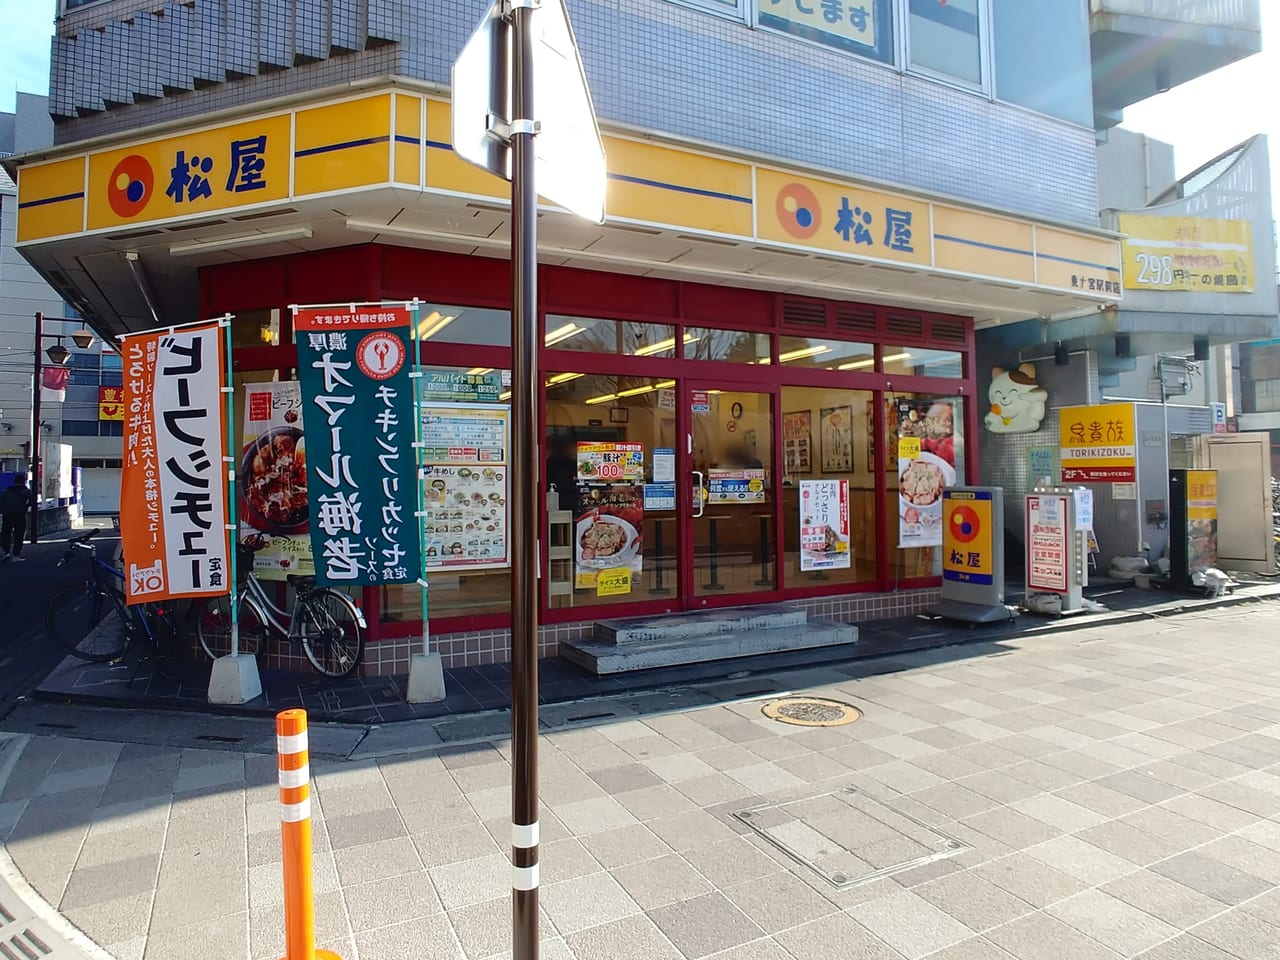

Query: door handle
[692,470,705,518]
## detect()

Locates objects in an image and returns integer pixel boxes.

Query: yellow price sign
[575,571,597,589]
[596,568,632,597]
[898,437,921,459]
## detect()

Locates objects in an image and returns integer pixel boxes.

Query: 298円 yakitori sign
[120,323,230,604]
[293,305,421,586]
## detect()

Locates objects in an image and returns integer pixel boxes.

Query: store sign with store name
[1059,402,1137,483]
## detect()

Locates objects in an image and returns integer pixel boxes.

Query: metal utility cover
[735,787,969,888]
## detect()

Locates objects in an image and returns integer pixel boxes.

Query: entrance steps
[560,603,858,675]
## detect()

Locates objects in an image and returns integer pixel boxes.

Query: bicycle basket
[235,544,257,584]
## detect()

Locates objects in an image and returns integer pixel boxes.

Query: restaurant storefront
[200,244,975,672]
[10,84,1124,675]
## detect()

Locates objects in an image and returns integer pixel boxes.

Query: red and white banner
[40,365,70,403]
[120,323,230,604]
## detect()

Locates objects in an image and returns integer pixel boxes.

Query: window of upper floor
[667,0,1092,126]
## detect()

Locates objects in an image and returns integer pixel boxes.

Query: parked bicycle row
[46,531,366,678]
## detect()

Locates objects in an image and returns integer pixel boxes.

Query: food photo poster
[896,399,959,548]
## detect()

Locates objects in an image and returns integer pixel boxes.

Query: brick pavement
[3,601,1280,959]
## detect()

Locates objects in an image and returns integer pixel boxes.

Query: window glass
[382,366,514,622]
[992,0,1092,126]
[417,304,510,347]
[780,386,877,588]
[883,346,963,378]
[666,0,745,19]
[777,337,875,371]
[231,309,280,349]
[544,315,677,357]
[683,327,770,363]
[887,394,964,580]
[545,373,679,609]
[908,0,983,86]
[758,0,895,63]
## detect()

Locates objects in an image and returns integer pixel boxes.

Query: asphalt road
[0,518,118,716]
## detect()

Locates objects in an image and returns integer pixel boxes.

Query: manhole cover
[735,787,970,888]
[762,697,861,727]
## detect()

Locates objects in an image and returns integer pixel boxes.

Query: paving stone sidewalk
[4,601,1280,960]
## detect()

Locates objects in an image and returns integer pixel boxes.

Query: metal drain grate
[761,697,861,727]
[735,787,970,888]
[0,895,57,960]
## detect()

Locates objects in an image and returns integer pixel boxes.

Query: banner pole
[222,314,240,659]
[411,299,430,658]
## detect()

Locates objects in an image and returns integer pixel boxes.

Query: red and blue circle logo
[776,182,821,240]
[949,504,982,544]
[107,154,154,219]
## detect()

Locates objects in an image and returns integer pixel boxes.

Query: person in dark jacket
[0,478,33,562]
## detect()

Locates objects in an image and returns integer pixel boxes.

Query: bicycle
[46,529,184,664]
[194,541,367,678]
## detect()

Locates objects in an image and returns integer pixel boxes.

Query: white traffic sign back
[452,0,607,224]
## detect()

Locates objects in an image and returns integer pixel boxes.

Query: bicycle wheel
[195,595,267,661]
[46,583,130,662]
[298,589,365,678]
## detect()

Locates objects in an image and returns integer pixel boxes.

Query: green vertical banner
[292,303,421,586]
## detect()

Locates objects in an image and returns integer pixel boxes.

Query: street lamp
[30,311,97,544]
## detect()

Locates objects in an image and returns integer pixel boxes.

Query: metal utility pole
[30,311,43,544]
[507,1,541,956]
[452,1,604,954]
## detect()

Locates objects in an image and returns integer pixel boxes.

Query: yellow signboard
[1059,403,1137,483]
[942,490,994,586]
[898,437,922,460]
[595,568,632,597]
[97,386,125,421]
[757,167,931,268]
[1118,214,1254,293]
[87,114,292,231]
[1187,469,1218,520]
[14,87,1124,305]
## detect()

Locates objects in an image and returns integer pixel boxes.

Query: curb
[0,734,115,960]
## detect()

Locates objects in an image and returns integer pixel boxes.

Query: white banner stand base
[407,651,446,703]
[208,654,264,705]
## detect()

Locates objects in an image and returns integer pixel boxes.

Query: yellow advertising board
[942,490,994,586]
[86,114,292,231]
[14,87,1124,305]
[1187,469,1218,521]
[1118,214,1254,293]
[1059,403,1137,483]
[595,568,632,597]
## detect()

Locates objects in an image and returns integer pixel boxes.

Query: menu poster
[239,381,314,579]
[574,484,644,592]
[422,465,508,567]
[783,410,812,476]
[577,442,644,482]
[820,405,853,473]
[418,402,511,570]
[897,399,958,549]
[800,480,851,572]
[708,469,766,504]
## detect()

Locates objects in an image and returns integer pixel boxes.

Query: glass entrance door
[684,383,780,604]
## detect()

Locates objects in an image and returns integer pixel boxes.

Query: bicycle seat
[286,575,316,590]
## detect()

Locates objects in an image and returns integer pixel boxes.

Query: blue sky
[0,3,1273,201]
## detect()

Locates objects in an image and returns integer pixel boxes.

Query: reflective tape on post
[275,709,343,960]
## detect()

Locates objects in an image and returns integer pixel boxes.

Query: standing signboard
[121,322,230,603]
[293,304,421,586]
[1026,494,1070,594]
[239,381,313,579]
[799,479,850,572]
[1170,469,1219,588]
[1059,402,1137,483]
[928,486,1008,623]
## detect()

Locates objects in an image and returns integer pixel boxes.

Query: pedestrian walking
[0,477,34,562]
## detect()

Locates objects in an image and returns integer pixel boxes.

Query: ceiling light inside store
[835,351,910,371]
[779,345,830,363]
[546,372,584,386]
[467,367,493,376]
[632,334,700,357]
[545,322,583,347]
[417,311,457,339]
[585,379,675,405]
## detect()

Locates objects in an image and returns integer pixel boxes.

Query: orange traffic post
[276,709,342,960]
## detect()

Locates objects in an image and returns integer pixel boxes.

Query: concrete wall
[1097,128,1177,211]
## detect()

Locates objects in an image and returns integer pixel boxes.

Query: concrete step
[595,603,809,645]
[562,620,858,675]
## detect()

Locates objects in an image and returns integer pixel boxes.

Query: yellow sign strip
[294,94,393,196]
[15,156,86,243]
